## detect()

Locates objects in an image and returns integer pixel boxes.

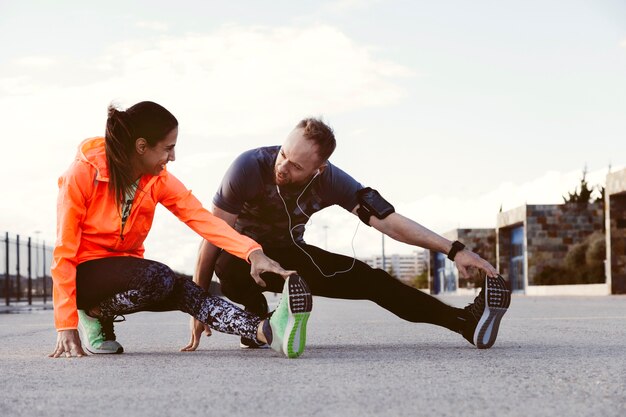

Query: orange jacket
[52,137,262,330]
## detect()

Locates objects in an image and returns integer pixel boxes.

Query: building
[362,250,427,284]
[429,228,496,295]
[606,168,626,294]
[497,202,606,295]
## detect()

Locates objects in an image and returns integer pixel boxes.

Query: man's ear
[135,138,147,155]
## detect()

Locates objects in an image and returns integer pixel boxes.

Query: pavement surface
[1,294,625,417]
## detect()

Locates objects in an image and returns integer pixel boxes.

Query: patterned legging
[76,257,261,342]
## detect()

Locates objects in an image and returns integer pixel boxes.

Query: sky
[1,0,625,274]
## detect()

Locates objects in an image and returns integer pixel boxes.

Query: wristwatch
[447,240,465,261]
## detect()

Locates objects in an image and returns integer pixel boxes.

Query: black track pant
[76,257,261,341]
[216,244,467,333]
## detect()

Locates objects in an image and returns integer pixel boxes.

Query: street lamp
[382,233,386,271]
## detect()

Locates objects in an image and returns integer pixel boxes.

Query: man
[181,118,510,352]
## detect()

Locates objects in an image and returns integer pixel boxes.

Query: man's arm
[193,205,239,290]
[352,207,498,278]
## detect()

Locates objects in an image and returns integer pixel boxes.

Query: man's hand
[49,329,86,358]
[454,249,499,278]
[180,317,212,352]
[248,249,297,287]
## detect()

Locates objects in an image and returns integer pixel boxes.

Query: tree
[411,271,429,289]
[534,231,606,285]
[387,265,397,279]
[563,167,594,204]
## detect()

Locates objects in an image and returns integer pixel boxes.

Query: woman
[49,101,313,359]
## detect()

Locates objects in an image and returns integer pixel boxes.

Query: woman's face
[136,127,178,177]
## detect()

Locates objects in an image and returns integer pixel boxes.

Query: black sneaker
[462,275,511,349]
[240,337,269,349]
[240,301,270,349]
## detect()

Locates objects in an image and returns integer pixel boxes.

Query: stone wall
[430,228,496,289]
[526,203,604,285]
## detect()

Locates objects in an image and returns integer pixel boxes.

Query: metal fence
[1,232,53,306]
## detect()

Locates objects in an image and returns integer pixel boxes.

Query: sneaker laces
[99,315,125,341]
[464,275,486,322]
[464,290,485,322]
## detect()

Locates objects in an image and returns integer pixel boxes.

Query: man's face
[274,128,324,186]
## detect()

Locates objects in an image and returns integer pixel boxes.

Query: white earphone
[275,168,359,278]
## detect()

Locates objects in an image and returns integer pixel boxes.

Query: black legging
[215,244,467,332]
[76,257,261,341]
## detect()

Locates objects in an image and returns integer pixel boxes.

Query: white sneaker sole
[474,275,511,349]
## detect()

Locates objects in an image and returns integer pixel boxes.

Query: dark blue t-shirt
[213,146,363,248]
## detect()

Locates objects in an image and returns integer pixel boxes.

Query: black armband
[356,187,395,226]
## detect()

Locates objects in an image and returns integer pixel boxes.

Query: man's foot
[240,337,269,349]
[77,310,124,354]
[462,275,511,349]
[262,274,313,358]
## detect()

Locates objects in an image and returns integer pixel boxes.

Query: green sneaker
[77,310,124,354]
[264,274,312,358]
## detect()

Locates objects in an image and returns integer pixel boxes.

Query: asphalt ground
[1,294,625,417]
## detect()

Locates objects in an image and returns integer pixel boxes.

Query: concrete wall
[496,205,526,286]
[606,169,626,294]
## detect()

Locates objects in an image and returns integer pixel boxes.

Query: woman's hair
[105,101,178,207]
[294,118,336,162]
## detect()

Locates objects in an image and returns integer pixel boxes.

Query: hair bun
[107,104,124,119]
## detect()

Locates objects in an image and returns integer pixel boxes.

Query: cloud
[13,56,58,69]
[0,24,412,266]
[135,20,169,31]
[1,25,412,138]
[621,38,626,48]
[322,0,383,13]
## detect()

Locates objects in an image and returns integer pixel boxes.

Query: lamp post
[381,233,386,272]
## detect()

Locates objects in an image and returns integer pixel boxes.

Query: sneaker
[262,274,313,358]
[77,310,124,354]
[240,337,269,349]
[241,301,269,349]
[462,275,511,349]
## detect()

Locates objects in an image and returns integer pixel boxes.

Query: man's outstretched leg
[278,244,511,348]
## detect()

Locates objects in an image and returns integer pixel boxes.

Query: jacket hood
[77,137,110,182]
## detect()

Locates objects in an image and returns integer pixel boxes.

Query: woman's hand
[248,249,297,287]
[49,329,87,358]
[180,317,212,352]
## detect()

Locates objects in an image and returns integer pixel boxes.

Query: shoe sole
[474,275,511,349]
[283,275,313,358]
[77,321,124,354]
